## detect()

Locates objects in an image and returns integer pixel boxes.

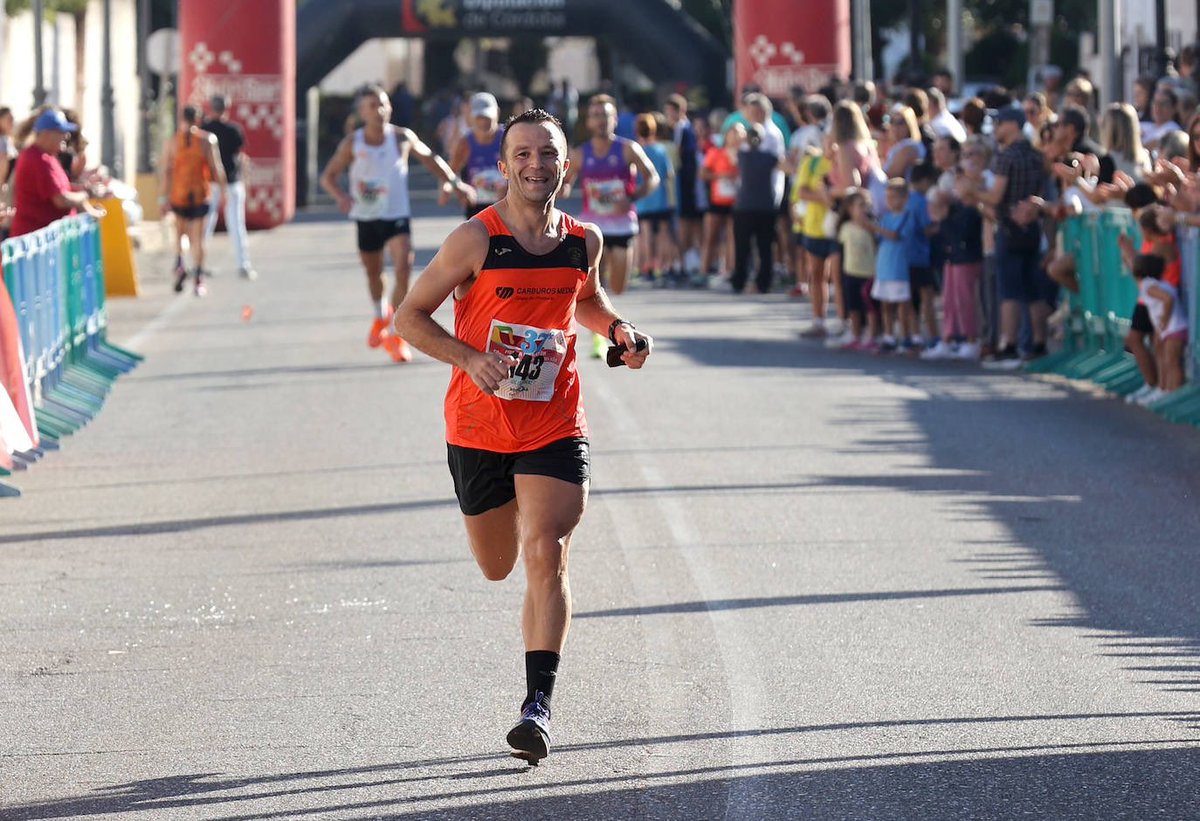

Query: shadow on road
[6,726,1199,819]
[670,334,1200,700]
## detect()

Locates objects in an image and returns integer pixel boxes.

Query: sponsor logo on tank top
[495,287,515,299]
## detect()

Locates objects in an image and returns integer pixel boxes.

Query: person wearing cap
[202,95,257,279]
[8,108,105,238]
[443,92,507,220]
[971,106,1053,369]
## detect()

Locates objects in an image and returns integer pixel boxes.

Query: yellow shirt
[793,152,832,239]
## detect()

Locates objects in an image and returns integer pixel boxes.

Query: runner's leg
[514,473,587,654]
[608,242,632,295]
[360,250,386,306]
[386,233,414,308]
[462,499,521,581]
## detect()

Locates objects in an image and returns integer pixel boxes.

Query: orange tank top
[445,206,590,452]
[170,129,213,208]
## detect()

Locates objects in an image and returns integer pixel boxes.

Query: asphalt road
[2,202,1199,820]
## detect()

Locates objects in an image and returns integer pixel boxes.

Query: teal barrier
[1033,209,1200,428]
[1147,224,1200,425]
[0,214,141,479]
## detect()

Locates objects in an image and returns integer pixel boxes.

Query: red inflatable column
[179,0,296,229]
[734,0,851,97]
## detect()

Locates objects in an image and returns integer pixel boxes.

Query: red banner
[734,0,851,98]
[0,275,37,452]
[179,0,295,229]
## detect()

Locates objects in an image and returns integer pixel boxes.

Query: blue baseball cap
[33,109,79,133]
[994,106,1026,127]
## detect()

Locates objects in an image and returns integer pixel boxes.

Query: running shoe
[592,332,606,359]
[952,342,981,361]
[800,321,826,340]
[193,269,208,298]
[382,333,413,363]
[825,329,856,349]
[507,691,551,764]
[239,266,259,281]
[1136,387,1168,407]
[919,340,955,360]
[368,312,393,348]
[173,263,188,293]
[1124,384,1156,405]
[982,347,1023,370]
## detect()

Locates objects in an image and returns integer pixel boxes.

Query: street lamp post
[32,0,47,108]
[137,0,152,174]
[101,0,118,175]
[1098,0,1121,107]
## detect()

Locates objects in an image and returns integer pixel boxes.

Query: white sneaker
[824,329,856,349]
[920,340,955,360]
[952,341,981,360]
[910,334,926,349]
[1136,387,1167,406]
[1125,384,1155,405]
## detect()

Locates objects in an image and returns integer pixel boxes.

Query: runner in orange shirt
[395,108,652,764]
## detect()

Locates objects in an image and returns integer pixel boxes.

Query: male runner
[442,92,507,219]
[394,108,652,764]
[320,84,471,362]
[562,94,659,356]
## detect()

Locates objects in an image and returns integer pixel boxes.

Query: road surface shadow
[5,736,1199,820]
[673,333,1200,700]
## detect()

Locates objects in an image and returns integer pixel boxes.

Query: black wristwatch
[608,318,635,344]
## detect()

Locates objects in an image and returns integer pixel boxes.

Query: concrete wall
[1,0,141,183]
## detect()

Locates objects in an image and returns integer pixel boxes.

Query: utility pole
[138,0,152,174]
[909,0,922,81]
[947,0,963,92]
[33,0,47,108]
[853,0,874,81]
[1156,0,1169,76]
[1098,0,1121,107]
[101,0,117,175]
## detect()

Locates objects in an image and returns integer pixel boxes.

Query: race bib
[487,319,568,402]
[584,178,628,217]
[353,177,388,219]
[470,168,507,204]
[716,178,738,200]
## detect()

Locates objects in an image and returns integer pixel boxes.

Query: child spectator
[923,188,985,359]
[907,162,939,347]
[867,178,916,352]
[1119,205,1180,403]
[1130,253,1188,404]
[836,188,879,349]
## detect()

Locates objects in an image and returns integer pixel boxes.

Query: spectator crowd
[567,57,1200,404]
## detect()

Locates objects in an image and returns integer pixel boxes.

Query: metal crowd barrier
[1027,209,1200,427]
[1,214,142,479]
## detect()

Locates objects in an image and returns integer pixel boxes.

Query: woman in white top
[1100,103,1151,182]
[1133,253,1189,395]
[882,106,926,182]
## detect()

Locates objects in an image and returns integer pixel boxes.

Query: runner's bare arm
[206,133,229,193]
[158,137,174,204]
[319,135,354,213]
[402,127,473,206]
[393,220,518,393]
[559,146,582,199]
[574,224,652,368]
[625,140,661,201]
[442,136,475,206]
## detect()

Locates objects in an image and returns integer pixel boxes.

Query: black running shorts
[356,217,412,253]
[447,437,591,516]
[172,203,210,220]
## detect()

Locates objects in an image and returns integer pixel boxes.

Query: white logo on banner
[749,35,805,68]
[189,40,286,223]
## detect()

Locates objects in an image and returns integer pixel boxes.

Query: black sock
[524,651,560,709]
